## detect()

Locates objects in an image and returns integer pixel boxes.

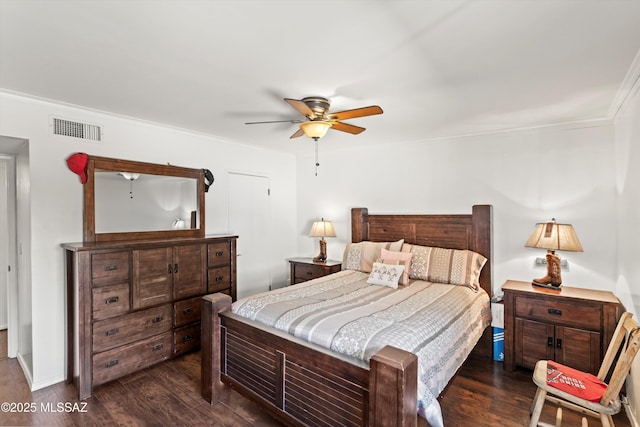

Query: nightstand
[502,280,620,374]
[289,257,342,285]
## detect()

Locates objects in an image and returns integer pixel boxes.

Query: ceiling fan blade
[245,119,303,125]
[289,128,305,139]
[284,98,316,119]
[331,121,366,135]
[327,105,383,121]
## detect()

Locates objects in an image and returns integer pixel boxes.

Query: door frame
[0,154,17,357]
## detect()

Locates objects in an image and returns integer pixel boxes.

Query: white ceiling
[1,0,640,154]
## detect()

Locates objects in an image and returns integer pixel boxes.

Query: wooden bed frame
[201,205,493,427]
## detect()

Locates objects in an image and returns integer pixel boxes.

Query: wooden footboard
[201,293,418,427]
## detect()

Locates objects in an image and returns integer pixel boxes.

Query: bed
[201,205,493,427]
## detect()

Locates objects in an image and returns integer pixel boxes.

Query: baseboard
[624,400,640,427]
[16,352,33,390]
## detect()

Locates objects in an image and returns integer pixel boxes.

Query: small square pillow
[367,262,405,289]
[343,239,404,273]
[546,362,607,402]
[402,244,487,291]
[379,248,413,285]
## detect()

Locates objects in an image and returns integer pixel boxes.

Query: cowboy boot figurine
[532,251,563,288]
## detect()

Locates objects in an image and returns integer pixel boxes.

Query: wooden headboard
[351,205,493,297]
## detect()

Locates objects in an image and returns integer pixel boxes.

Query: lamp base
[531,281,562,290]
[313,239,327,263]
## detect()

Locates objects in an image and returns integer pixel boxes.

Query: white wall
[296,124,618,296]
[615,80,640,424]
[0,91,298,390]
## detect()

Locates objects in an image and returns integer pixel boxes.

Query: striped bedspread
[232,269,491,427]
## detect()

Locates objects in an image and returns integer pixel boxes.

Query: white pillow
[367,262,405,289]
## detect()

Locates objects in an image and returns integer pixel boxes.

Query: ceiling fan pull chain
[315,140,320,176]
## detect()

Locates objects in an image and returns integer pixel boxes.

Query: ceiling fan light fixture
[299,121,332,141]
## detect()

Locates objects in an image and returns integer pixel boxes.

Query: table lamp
[525,218,583,288]
[309,219,336,262]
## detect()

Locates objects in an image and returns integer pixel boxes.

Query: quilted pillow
[379,248,413,285]
[367,262,405,289]
[343,239,404,273]
[401,244,487,291]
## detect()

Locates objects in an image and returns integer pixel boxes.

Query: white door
[228,172,271,299]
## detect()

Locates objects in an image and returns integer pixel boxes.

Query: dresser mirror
[84,156,205,242]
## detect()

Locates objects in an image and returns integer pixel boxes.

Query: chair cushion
[546,361,607,402]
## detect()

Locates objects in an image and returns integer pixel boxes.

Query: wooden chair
[529,312,640,427]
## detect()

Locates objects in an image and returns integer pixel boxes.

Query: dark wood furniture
[288,257,342,285]
[64,154,238,400]
[502,280,620,375]
[64,236,237,400]
[202,205,493,427]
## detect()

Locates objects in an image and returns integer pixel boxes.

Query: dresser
[63,235,237,399]
[502,280,620,374]
[289,257,342,285]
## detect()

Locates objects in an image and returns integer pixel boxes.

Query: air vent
[52,117,102,141]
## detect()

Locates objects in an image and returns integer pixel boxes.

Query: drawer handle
[548,308,563,316]
[105,296,119,305]
[174,263,179,273]
[306,272,313,276]
[106,328,118,336]
[547,337,553,347]
[215,251,224,257]
[105,265,118,271]
[183,335,193,342]
[556,338,563,349]
[152,344,164,352]
[215,276,224,282]
[105,359,119,368]
[152,316,164,324]
[183,307,193,315]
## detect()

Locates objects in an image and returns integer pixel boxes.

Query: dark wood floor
[0,329,7,360]
[0,349,631,426]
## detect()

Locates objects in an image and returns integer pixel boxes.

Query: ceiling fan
[245,96,383,140]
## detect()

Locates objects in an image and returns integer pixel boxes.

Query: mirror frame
[83,155,205,243]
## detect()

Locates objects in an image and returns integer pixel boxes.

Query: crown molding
[608,48,640,118]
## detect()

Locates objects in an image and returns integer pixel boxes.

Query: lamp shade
[309,220,336,238]
[300,121,332,140]
[524,220,583,252]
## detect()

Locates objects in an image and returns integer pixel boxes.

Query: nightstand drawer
[515,296,602,331]
[294,264,325,281]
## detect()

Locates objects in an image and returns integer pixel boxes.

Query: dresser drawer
[208,266,231,293]
[294,264,325,281]
[174,296,201,327]
[173,324,200,356]
[515,296,602,331]
[92,251,130,286]
[92,332,172,386]
[208,242,231,267]
[93,304,172,353]
[92,282,130,320]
